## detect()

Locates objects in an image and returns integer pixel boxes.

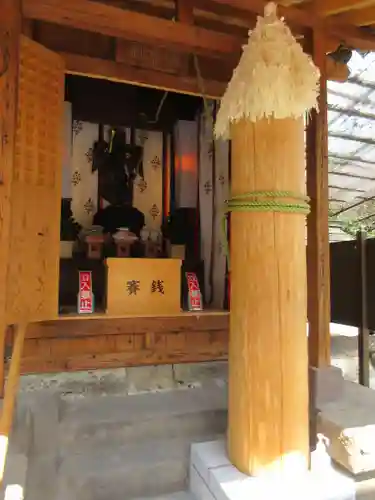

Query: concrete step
[1,451,28,500]
[57,436,221,500]
[0,399,32,500]
[132,491,195,500]
[59,386,227,455]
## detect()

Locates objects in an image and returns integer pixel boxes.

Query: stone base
[317,380,375,475]
[190,440,355,500]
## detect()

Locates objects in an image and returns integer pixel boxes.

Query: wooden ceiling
[21,0,375,97]
[22,0,375,51]
[99,0,375,37]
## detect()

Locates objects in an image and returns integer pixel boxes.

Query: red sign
[78,271,94,314]
[186,272,203,311]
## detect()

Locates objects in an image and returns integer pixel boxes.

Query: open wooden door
[6,36,64,324]
[0,36,64,482]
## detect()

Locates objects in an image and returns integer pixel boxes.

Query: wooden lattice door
[5,36,64,323]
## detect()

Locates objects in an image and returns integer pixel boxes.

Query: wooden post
[306,28,331,368]
[0,323,27,483]
[0,0,21,396]
[228,117,309,476]
[357,230,370,387]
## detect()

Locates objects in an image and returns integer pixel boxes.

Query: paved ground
[330,323,375,387]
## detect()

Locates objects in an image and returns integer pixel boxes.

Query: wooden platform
[14,312,229,374]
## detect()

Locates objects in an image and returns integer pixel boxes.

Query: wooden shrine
[1,0,375,485]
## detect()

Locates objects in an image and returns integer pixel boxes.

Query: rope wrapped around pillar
[215,2,320,478]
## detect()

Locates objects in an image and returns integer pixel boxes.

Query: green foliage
[328,196,375,239]
[329,217,375,238]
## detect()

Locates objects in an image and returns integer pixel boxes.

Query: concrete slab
[190,440,356,500]
[190,464,216,500]
[58,437,193,499]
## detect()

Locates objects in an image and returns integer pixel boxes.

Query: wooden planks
[5,36,65,324]
[17,314,229,374]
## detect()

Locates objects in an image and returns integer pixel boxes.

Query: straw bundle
[215,2,320,139]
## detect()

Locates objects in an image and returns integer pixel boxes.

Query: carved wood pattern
[6,36,64,323]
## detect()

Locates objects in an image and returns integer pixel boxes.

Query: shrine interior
[59,75,230,314]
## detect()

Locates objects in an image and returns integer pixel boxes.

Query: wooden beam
[21,314,229,374]
[22,16,34,35]
[115,39,190,76]
[306,27,331,368]
[22,0,241,56]
[176,0,194,23]
[334,6,375,27]
[316,0,375,16]
[61,52,226,98]
[23,0,375,56]
[326,57,350,82]
[208,0,375,51]
[32,18,348,85]
[0,0,22,397]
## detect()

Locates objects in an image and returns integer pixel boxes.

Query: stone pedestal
[317,380,375,475]
[190,440,355,500]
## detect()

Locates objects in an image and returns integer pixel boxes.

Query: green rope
[222,190,311,269]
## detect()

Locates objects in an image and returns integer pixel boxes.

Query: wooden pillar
[0,0,21,396]
[306,28,331,368]
[175,0,193,24]
[228,117,309,476]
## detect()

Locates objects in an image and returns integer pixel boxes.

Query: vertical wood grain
[0,0,21,396]
[306,27,331,367]
[176,0,194,24]
[228,118,309,477]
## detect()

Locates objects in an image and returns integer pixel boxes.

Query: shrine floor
[10,311,229,375]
